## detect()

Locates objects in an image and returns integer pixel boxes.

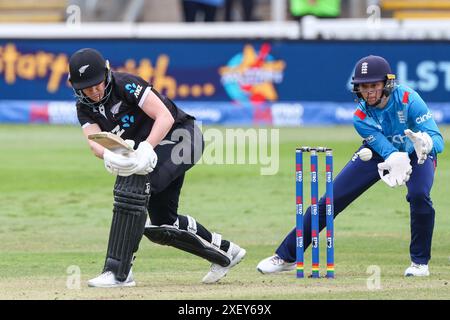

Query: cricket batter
[68,48,246,287]
[257,55,444,277]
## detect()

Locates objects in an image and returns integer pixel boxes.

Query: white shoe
[404,262,430,277]
[87,269,136,288]
[256,255,296,274]
[202,243,246,284]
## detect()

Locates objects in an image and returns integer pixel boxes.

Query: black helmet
[68,48,109,89]
[68,48,112,107]
[351,55,396,106]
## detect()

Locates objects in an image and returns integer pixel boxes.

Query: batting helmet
[351,55,396,102]
[68,48,112,106]
[68,48,110,90]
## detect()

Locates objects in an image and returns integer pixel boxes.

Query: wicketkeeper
[68,48,246,287]
[257,55,444,277]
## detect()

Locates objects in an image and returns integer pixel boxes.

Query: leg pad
[104,175,151,281]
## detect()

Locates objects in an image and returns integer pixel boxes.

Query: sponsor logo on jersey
[121,114,135,128]
[365,135,375,143]
[387,133,406,145]
[125,83,143,99]
[416,111,433,124]
[111,125,125,137]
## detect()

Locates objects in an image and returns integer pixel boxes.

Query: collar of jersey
[369,90,396,116]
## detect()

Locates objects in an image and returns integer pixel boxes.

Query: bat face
[88,132,134,154]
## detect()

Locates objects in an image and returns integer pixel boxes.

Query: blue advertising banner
[1,40,450,125]
[2,100,449,127]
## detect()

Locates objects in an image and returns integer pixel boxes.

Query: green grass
[0,124,449,300]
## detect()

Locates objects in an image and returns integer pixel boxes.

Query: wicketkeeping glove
[377,152,412,188]
[404,129,433,165]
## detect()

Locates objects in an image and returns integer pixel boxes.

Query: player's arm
[119,75,173,174]
[140,88,175,148]
[120,74,175,148]
[354,109,412,187]
[122,87,174,175]
[406,92,444,155]
[82,123,105,159]
[353,109,398,159]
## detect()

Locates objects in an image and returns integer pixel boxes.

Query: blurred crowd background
[1,0,448,23]
[2,1,450,126]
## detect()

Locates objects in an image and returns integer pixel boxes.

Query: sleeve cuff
[138,86,151,108]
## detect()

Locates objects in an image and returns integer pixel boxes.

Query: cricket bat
[88,132,134,154]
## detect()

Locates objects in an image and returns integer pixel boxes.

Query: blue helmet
[352,55,393,84]
[351,55,396,104]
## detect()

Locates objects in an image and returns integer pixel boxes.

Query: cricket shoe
[202,242,246,284]
[256,255,296,274]
[404,262,430,277]
[87,269,136,288]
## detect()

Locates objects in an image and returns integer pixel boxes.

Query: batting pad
[103,175,151,281]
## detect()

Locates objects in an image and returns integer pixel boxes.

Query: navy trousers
[276,146,437,265]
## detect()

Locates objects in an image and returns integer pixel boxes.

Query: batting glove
[132,141,158,175]
[103,148,138,177]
